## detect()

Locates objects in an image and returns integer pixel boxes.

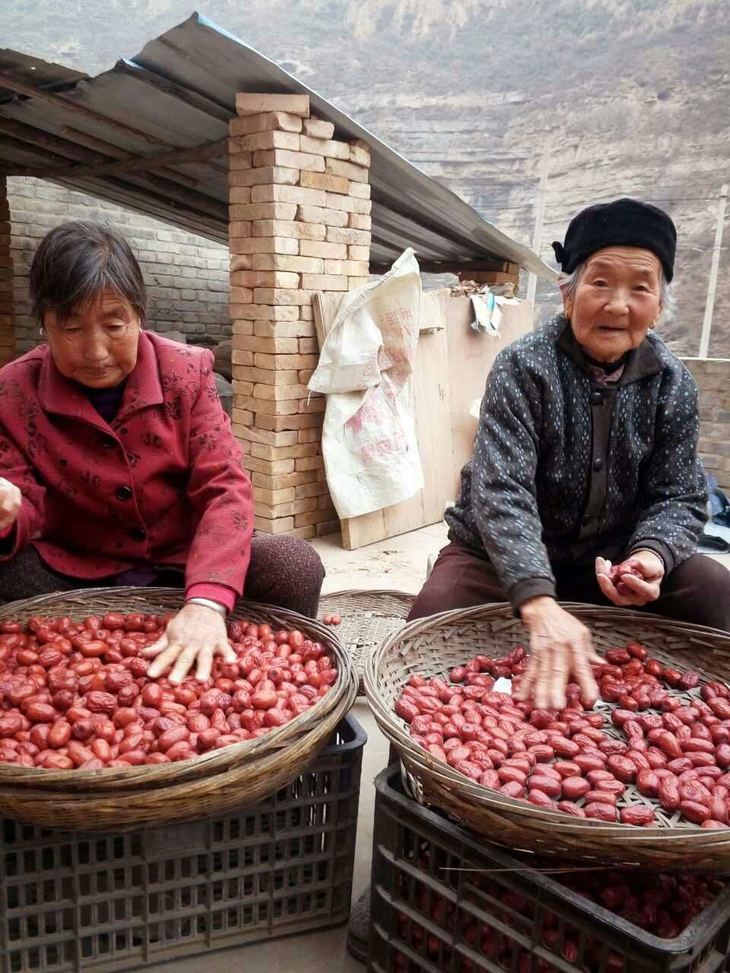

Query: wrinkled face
[562,246,663,362]
[43,290,141,388]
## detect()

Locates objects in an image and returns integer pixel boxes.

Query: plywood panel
[341,321,451,550]
[312,291,343,348]
[405,326,450,526]
[315,291,451,549]
[314,288,532,549]
[442,293,533,499]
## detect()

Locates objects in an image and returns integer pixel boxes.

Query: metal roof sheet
[0,13,554,278]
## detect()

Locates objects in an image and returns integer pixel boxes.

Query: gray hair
[558,261,675,323]
[30,221,147,325]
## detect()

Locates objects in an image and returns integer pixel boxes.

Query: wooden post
[0,178,15,367]
[699,184,728,359]
[228,94,371,539]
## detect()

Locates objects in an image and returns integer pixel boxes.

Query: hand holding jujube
[596,551,664,607]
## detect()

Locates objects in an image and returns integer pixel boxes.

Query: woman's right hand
[515,596,601,710]
[0,477,21,532]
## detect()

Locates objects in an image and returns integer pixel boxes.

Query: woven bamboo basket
[0,587,357,830]
[365,602,730,870]
[319,589,415,694]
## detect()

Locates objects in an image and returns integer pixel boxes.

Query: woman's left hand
[595,550,665,607]
[142,603,236,684]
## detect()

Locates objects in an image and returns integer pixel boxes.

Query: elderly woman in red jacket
[0,221,324,683]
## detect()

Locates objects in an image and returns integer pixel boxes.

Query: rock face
[5,0,729,356]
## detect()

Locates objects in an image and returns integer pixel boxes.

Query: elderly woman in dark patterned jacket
[0,222,324,684]
[409,198,730,710]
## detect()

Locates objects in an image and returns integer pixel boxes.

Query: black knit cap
[552,197,677,281]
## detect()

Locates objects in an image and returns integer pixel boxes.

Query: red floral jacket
[0,332,253,605]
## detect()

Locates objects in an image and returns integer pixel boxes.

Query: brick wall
[683,357,730,493]
[7,177,230,353]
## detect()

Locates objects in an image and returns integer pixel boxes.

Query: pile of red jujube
[395,642,730,828]
[559,869,724,941]
[0,612,336,770]
[392,868,724,973]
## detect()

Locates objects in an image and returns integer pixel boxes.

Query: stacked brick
[228,94,371,539]
[683,357,730,493]
[0,178,15,366]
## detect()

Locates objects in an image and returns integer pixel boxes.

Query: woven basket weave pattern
[319,589,414,694]
[0,587,356,830]
[365,602,730,870]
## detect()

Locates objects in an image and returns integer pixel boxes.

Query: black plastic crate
[0,714,365,973]
[369,766,730,973]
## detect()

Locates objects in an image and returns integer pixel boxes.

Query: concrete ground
[315,520,449,595]
[144,523,730,973]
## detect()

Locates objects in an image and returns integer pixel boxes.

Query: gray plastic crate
[369,766,730,973]
[0,714,365,973]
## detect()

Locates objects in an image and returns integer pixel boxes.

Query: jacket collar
[114,332,164,424]
[556,314,663,385]
[39,331,163,428]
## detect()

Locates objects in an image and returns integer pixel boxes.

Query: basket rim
[364,602,730,850]
[320,587,416,598]
[0,586,357,788]
[319,588,416,610]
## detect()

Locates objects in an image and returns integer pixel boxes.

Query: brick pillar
[0,178,15,366]
[228,94,371,539]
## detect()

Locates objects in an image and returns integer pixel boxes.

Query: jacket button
[101,436,115,449]
[130,527,146,542]
[590,391,603,406]
[116,485,132,501]
[593,457,604,472]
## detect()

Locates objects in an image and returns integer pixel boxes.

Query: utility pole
[699,183,728,359]
[526,139,551,322]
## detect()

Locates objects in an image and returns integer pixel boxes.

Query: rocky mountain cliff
[4,0,729,355]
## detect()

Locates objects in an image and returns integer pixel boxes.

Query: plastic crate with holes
[0,714,365,973]
[368,766,730,973]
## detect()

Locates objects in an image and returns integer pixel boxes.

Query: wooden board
[340,326,451,549]
[313,289,533,550]
[313,292,451,550]
[440,293,534,499]
[312,292,340,348]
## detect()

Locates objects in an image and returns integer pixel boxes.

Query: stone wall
[6,177,230,353]
[683,357,730,493]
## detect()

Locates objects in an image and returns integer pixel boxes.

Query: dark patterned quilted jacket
[445,315,707,609]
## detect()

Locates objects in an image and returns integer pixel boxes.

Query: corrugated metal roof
[0,49,86,98]
[0,12,554,278]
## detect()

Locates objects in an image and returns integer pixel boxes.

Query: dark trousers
[409,541,730,632]
[0,535,325,618]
